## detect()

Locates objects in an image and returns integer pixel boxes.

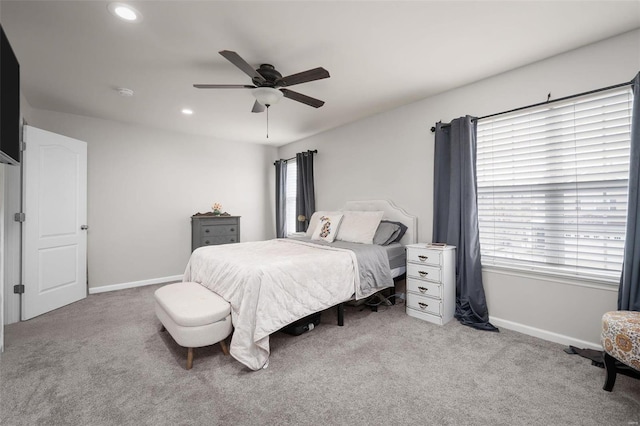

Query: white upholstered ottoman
[155,282,233,370]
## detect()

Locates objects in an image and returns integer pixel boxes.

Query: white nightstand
[405,244,456,325]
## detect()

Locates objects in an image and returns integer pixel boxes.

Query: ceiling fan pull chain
[266,106,270,139]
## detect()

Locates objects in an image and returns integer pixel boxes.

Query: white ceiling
[1,1,639,146]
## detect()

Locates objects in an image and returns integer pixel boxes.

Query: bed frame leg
[337,303,344,326]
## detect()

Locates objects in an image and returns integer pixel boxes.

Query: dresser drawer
[406,278,442,300]
[407,248,442,266]
[407,263,441,283]
[201,235,238,246]
[201,224,238,237]
[192,215,241,251]
[406,293,442,317]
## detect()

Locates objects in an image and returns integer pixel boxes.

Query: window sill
[481,265,619,292]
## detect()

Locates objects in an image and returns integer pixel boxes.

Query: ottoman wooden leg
[603,352,617,392]
[220,339,230,356]
[187,347,194,370]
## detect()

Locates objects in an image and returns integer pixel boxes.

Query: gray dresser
[191,215,240,251]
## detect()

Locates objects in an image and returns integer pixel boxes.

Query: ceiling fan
[194,50,330,113]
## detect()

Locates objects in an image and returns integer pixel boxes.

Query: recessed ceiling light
[108,3,143,22]
[181,108,194,115]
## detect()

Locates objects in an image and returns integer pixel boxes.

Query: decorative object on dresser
[405,244,456,325]
[191,213,240,252]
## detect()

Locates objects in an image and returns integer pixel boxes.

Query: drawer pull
[230,228,235,232]
[205,229,210,233]
[418,271,429,277]
[204,240,210,245]
[230,238,235,242]
[418,302,428,310]
[418,286,428,293]
[418,255,428,262]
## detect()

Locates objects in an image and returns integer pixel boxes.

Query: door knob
[81,225,89,230]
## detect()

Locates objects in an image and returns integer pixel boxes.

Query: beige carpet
[1,284,639,425]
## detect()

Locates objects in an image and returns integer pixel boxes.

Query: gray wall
[25,110,278,290]
[278,29,640,348]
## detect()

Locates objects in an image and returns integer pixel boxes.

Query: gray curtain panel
[619,72,640,311]
[295,151,316,232]
[433,116,498,332]
[275,159,287,238]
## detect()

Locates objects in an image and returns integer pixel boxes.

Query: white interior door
[22,126,87,320]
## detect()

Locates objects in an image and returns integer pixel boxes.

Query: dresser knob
[418,271,429,277]
[230,228,235,232]
[418,255,428,261]
[204,240,210,245]
[205,229,210,233]
[418,302,428,310]
[418,286,428,293]
[230,239,235,242]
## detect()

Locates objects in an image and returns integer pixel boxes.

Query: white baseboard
[88,275,183,294]
[489,316,601,351]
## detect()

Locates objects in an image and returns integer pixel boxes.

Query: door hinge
[13,284,25,294]
[14,212,25,222]
[20,140,26,151]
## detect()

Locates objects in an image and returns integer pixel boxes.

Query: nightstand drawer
[406,306,444,324]
[201,225,238,237]
[406,278,442,299]
[406,293,441,316]
[407,248,442,266]
[407,263,441,283]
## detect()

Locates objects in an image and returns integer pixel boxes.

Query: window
[285,159,297,235]
[476,87,633,283]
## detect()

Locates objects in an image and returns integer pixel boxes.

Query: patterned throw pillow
[311,214,344,243]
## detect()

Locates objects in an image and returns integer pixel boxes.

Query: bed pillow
[336,211,384,244]
[311,214,344,243]
[305,211,341,237]
[382,220,408,243]
[373,221,402,246]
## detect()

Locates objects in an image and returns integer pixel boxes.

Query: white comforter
[183,238,361,370]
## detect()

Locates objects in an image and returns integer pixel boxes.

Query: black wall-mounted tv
[1,24,21,165]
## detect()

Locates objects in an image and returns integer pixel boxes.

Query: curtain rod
[429,78,635,133]
[273,149,317,165]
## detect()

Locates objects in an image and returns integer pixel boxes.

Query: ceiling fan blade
[193,84,255,89]
[251,100,265,113]
[219,50,265,83]
[280,89,325,108]
[277,67,330,87]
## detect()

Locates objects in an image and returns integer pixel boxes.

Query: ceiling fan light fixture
[252,87,283,107]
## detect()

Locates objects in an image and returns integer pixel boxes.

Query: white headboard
[341,200,417,245]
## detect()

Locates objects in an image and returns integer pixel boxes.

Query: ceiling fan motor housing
[254,64,282,87]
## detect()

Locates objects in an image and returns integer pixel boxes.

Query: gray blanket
[289,236,394,297]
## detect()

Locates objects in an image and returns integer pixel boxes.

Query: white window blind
[285,159,297,235]
[476,86,633,283]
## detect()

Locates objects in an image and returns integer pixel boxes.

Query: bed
[183,200,417,370]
